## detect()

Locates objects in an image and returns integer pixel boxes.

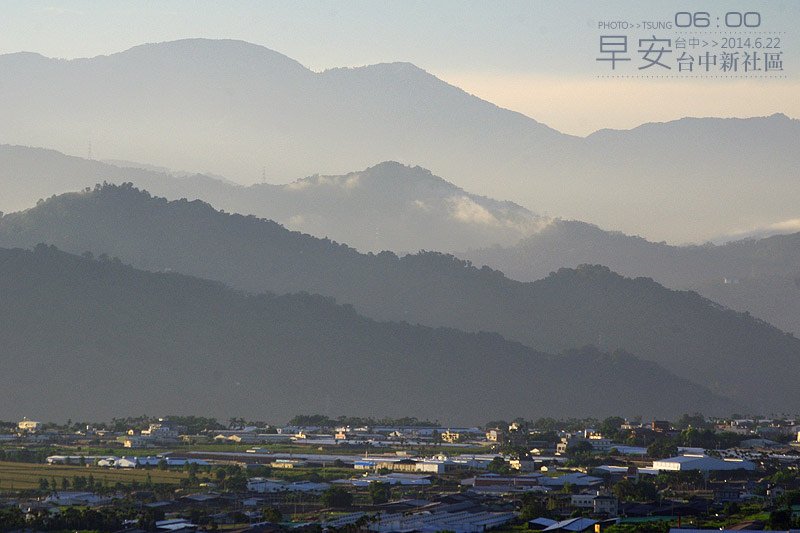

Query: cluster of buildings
[8,416,800,450]
[6,416,800,531]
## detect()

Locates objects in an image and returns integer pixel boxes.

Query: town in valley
[2,414,800,532]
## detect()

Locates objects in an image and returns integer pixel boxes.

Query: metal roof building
[652,454,756,472]
[542,517,599,532]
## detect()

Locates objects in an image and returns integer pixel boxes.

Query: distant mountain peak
[0,51,48,62]
[548,263,617,281]
[357,61,429,74]
[766,112,793,121]
[588,112,798,138]
[89,38,313,78]
[324,61,428,76]
[115,38,300,59]
[286,162,454,192]
[359,161,445,183]
[367,160,423,172]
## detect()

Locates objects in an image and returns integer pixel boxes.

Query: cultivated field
[0,461,188,491]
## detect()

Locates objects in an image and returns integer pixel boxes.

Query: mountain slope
[223,162,547,253]
[0,146,546,252]
[1,145,796,333]
[0,245,731,422]
[0,39,565,187]
[462,220,800,335]
[0,39,797,243]
[1,184,798,411]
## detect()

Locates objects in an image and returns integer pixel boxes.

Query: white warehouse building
[652,454,756,472]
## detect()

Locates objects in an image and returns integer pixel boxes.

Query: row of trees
[37,473,107,492]
[646,428,748,459]
[0,506,160,532]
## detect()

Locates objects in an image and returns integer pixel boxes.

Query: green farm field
[0,461,188,491]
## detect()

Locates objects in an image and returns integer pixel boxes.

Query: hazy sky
[1,0,797,135]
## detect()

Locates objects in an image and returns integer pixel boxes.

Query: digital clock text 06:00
[675,12,761,28]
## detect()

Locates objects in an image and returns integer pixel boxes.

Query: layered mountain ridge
[1,184,798,412]
[0,245,732,422]
[0,39,797,243]
[0,146,546,252]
